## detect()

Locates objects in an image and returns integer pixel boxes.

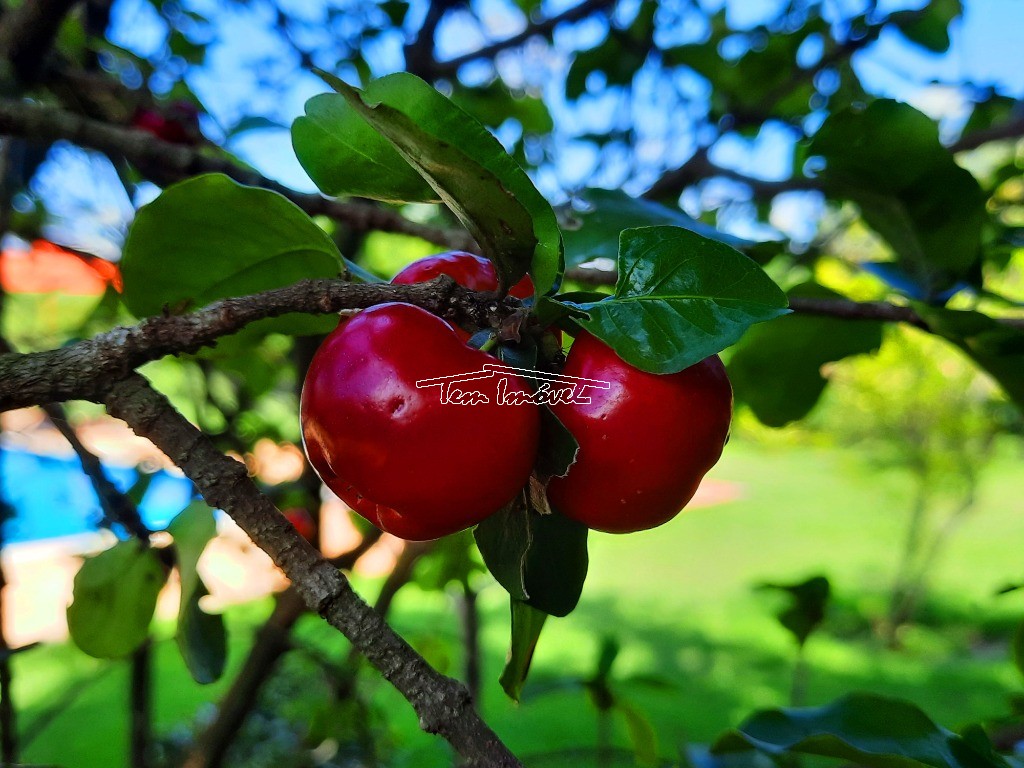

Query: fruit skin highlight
[392,251,535,299]
[300,302,540,541]
[547,331,733,534]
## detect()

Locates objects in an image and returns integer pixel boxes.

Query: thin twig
[0,97,474,250]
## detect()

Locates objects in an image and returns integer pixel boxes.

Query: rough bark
[102,375,521,768]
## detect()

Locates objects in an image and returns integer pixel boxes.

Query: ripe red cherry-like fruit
[283,507,317,543]
[547,331,732,534]
[392,251,534,299]
[301,302,540,541]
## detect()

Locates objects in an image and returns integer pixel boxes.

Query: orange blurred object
[0,240,121,295]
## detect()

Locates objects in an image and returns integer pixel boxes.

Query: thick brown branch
[432,0,616,77]
[102,374,521,768]
[0,276,511,412]
[0,97,474,250]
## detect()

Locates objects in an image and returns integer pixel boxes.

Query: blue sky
[31,0,1024,256]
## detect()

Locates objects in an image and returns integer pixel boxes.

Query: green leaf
[67,540,167,659]
[890,0,961,53]
[536,406,579,480]
[712,693,1009,768]
[292,93,438,203]
[756,575,831,648]
[561,226,789,374]
[914,306,1024,410]
[168,501,225,684]
[121,174,344,324]
[810,101,985,295]
[474,497,589,617]
[729,283,884,426]
[560,188,753,270]
[475,494,531,602]
[1014,620,1024,683]
[313,71,562,294]
[177,581,226,684]
[522,510,588,617]
[618,699,660,766]
[499,599,548,702]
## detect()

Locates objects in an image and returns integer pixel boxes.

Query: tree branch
[950,116,1024,152]
[643,146,822,201]
[562,267,1024,330]
[0,98,474,250]
[43,402,151,539]
[0,276,512,412]
[102,374,521,768]
[432,0,616,78]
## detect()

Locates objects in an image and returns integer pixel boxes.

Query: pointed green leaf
[122,174,344,326]
[713,693,1009,768]
[67,540,167,659]
[729,283,884,426]
[314,71,562,294]
[562,226,789,373]
[810,101,985,295]
[168,501,225,684]
[561,188,754,270]
[499,599,548,702]
[292,92,438,203]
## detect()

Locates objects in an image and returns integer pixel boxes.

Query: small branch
[373,540,435,619]
[43,403,150,539]
[950,116,1024,152]
[460,582,482,707]
[0,276,512,412]
[130,641,152,768]
[432,0,616,77]
[0,97,474,251]
[102,374,522,768]
[643,146,822,201]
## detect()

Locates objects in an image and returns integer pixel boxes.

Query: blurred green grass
[17,439,1024,767]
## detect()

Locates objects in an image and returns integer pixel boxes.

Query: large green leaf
[915,306,1024,410]
[560,188,752,270]
[474,499,589,617]
[561,226,789,374]
[756,575,831,648]
[499,599,548,702]
[810,101,985,296]
[67,540,167,659]
[890,0,961,53]
[292,93,438,203]
[168,501,226,684]
[313,71,562,294]
[728,283,884,426]
[121,174,344,323]
[713,693,1008,768]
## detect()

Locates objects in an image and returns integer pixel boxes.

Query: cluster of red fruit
[299,252,733,541]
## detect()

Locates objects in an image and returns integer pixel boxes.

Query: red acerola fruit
[392,251,534,299]
[283,507,317,543]
[300,302,540,540]
[547,331,733,534]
